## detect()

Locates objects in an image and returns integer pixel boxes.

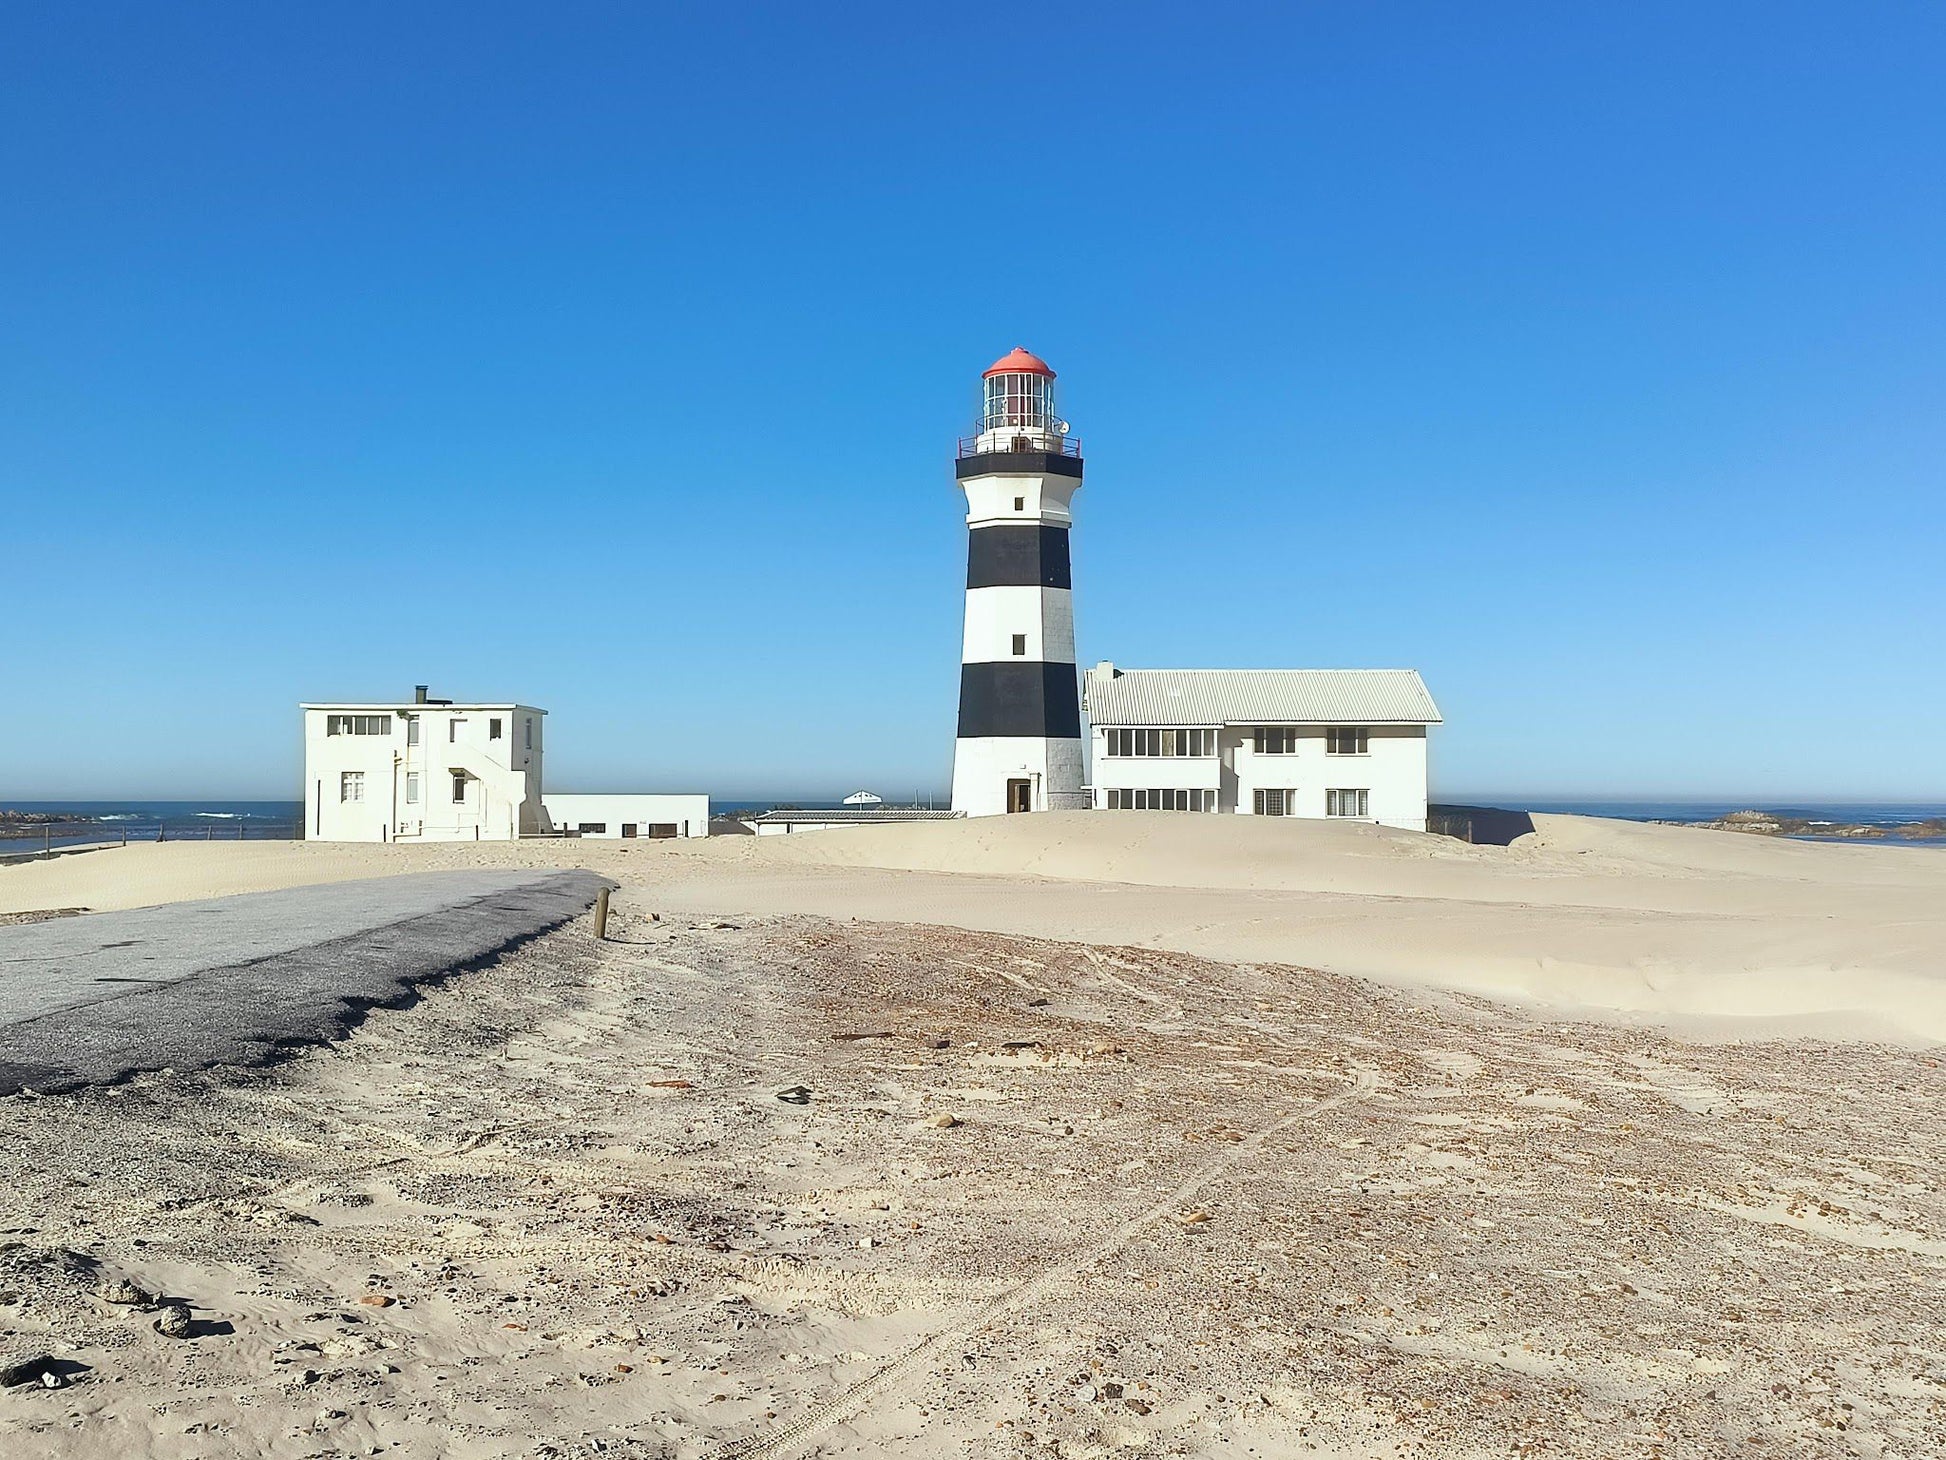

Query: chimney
[414,684,429,705]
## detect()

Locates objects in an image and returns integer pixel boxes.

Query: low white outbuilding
[1083,664,1442,831]
[749,808,962,836]
[541,794,708,840]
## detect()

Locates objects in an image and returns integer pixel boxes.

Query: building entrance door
[1006,779,1032,814]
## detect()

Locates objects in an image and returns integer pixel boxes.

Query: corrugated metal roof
[1083,666,1441,727]
[749,808,963,825]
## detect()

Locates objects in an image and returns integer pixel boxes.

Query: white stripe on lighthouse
[961,586,1076,663]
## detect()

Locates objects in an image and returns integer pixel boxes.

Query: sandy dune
[5,812,1944,1041]
[3,901,1942,1457]
[5,815,1946,1455]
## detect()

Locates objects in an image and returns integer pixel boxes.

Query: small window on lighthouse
[1012,634,1027,656]
[1014,496,1025,511]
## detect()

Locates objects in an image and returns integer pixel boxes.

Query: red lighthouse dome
[983,347,1055,379]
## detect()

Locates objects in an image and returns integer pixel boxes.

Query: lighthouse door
[1006,779,1033,814]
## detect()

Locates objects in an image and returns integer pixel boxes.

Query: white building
[542,793,708,840]
[749,808,962,836]
[1083,664,1442,831]
[950,348,1087,817]
[301,688,546,842]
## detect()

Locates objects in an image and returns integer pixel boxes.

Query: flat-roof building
[542,793,707,840]
[1083,664,1442,831]
[748,807,961,836]
[301,689,546,842]
[301,686,709,843]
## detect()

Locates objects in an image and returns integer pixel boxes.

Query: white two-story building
[301,688,548,842]
[1082,664,1442,831]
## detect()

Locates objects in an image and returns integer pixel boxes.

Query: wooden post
[594,887,611,941]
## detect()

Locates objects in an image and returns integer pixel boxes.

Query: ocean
[0,800,305,853]
[3,797,1942,854]
[1454,799,1946,828]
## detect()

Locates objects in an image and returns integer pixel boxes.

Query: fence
[1424,805,1538,847]
[956,432,1083,459]
[0,821,303,861]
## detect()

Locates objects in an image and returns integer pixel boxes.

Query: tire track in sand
[704,1067,1380,1460]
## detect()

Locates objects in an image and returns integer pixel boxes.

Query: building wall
[1230,724,1427,830]
[960,585,1076,663]
[541,794,708,839]
[1088,737,1223,794]
[952,734,1087,817]
[1091,723,1429,831]
[302,705,546,842]
[953,461,1086,817]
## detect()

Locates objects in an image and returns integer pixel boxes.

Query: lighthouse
[950,348,1086,817]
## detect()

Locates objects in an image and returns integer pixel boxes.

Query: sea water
[3,797,1941,851]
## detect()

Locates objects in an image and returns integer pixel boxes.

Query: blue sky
[3,3,1941,801]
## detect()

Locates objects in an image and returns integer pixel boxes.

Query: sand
[5,812,1944,1042]
[3,814,1945,1457]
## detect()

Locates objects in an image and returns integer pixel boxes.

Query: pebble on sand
[98,1277,157,1308]
[152,1304,194,1338]
[356,1294,396,1308]
[925,1113,960,1129]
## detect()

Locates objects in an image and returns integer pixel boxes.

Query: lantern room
[970,347,1076,456]
[982,346,1057,432]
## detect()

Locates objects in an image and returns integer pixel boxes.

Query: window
[1327,727,1369,755]
[1253,728,1298,755]
[406,717,420,747]
[1013,496,1025,511]
[983,370,1056,432]
[326,714,391,736]
[451,772,467,803]
[339,771,365,803]
[524,718,533,751]
[449,719,465,742]
[490,718,503,740]
[1253,788,1296,817]
[1326,788,1370,818]
[405,772,420,804]
[1012,633,1027,656]
[1106,788,1216,811]
[577,822,607,835]
[1103,728,1216,758]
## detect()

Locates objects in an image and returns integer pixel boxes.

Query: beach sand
[6,811,1944,1041]
[2,814,1943,1456]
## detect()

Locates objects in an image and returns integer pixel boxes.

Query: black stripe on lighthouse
[966,524,1071,590]
[957,662,1082,740]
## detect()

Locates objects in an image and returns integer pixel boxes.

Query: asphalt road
[0,869,612,1095]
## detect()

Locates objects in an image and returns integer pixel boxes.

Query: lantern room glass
[983,371,1057,433]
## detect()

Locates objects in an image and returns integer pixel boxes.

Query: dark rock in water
[152,1303,194,1338]
[775,1086,813,1105]
[0,1354,59,1387]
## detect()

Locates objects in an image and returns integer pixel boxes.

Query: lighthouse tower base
[950,734,1085,818]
